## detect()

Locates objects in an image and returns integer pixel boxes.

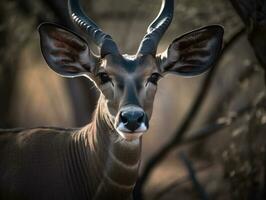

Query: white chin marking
[118,132,143,141]
[135,123,147,132]
[116,122,147,141]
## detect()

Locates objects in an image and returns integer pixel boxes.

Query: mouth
[116,122,148,141]
[118,132,144,141]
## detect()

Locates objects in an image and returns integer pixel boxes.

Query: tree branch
[154,164,213,200]
[179,152,209,200]
[153,103,254,200]
[182,104,251,145]
[229,0,266,84]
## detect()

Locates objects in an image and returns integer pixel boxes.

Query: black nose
[120,110,145,132]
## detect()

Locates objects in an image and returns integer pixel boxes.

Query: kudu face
[95,54,158,135]
[39,0,224,140]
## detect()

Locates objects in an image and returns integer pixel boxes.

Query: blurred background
[0,0,266,199]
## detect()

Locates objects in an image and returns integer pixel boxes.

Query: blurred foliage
[0,0,47,126]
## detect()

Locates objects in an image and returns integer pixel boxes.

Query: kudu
[0,0,223,199]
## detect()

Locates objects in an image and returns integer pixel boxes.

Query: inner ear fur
[158,25,224,76]
[38,23,99,78]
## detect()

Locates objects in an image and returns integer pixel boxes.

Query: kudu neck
[93,95,115,136]
[77,95,141,199]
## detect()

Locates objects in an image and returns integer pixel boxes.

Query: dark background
[0,0,266,199]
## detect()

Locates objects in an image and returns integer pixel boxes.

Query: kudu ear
[38,23,99,78]
[158,25,224,76]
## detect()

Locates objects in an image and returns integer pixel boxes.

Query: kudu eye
[97,72,112,85]
[147,73,162,85]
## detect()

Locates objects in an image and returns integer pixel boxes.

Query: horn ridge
[137,0,174,56]
[68,0,119,57]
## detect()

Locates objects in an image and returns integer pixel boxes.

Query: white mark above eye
[145,82,157,88]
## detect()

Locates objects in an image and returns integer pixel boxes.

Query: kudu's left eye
[97,72,112,85]
[147,73,162,85]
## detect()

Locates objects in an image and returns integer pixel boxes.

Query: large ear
[38,23,99,78]
[158,25,224,76]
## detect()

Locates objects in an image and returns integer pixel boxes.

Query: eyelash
[97,72,161,86]
[97,72,113,85]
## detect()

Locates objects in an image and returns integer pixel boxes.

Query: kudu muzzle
[117,105,148,132]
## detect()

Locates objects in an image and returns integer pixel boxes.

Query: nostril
[119,110,147,132]
[137,113,144,123]
[120,113,128,124]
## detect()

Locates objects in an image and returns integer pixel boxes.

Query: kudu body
[0,0,223,199]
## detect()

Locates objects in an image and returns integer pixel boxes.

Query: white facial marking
[117,122,131,133]
[135,122,147,132]
[116,122,147,141]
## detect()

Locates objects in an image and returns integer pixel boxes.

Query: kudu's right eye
[147,73,162,85]
[97,72,113,85]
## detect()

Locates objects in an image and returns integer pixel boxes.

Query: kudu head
[39,0,223,140]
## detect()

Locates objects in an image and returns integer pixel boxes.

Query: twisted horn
[68,0,119,57]
[137,0,174,56]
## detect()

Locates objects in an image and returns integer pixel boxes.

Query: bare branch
[179,152,209,200]
[229,0,266,84]
[182,104,251,145]
[154,163,213,200]
[153,103,257,200]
